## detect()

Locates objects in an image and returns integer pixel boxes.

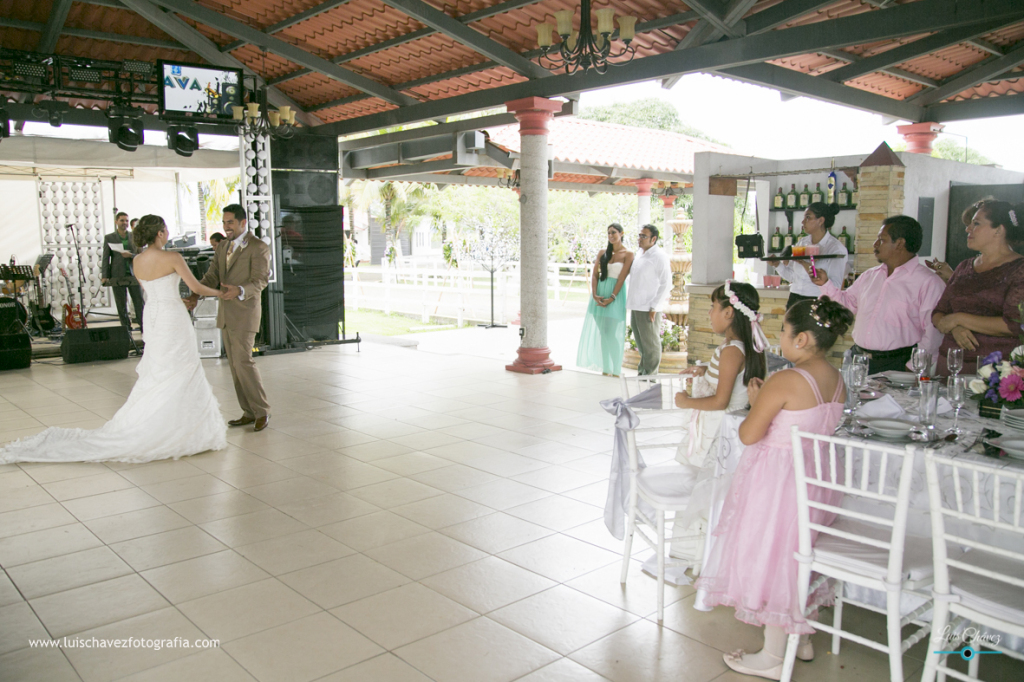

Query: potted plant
[622,319,688,372]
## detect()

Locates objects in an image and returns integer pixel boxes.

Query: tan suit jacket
[199,234,270,333]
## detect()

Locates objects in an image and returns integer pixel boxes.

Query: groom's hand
[183,294,198,311]
[220,284,241,300]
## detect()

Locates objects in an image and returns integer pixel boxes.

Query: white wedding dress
[0,274,227,464]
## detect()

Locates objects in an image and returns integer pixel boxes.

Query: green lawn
[343,309,468,336]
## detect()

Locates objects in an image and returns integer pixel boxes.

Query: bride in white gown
[0,215,228,464]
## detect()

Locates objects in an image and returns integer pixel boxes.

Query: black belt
[853,344,913,359]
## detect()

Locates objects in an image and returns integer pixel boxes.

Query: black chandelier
[536,2,637,75]
[496,167,520,189]
[231,76,296,139]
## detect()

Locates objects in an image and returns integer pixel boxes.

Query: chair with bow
[604,384,704,623]
[920,452,1024,682]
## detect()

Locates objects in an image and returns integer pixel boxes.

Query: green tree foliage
[932,138,995,166]
[578,97,724,144]
[349,180,437,253]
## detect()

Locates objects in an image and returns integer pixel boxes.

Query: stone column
[661,195,676,235]
[505,96,563,375]
[635,178,655,229]
[896,122,944,154]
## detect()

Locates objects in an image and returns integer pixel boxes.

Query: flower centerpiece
[969,345,1024,418]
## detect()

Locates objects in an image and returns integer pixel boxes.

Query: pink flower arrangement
[1000,374,1024,402]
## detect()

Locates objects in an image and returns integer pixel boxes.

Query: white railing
[346,261,594,325]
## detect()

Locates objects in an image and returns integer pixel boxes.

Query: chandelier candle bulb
[617,16,636,41]
[554,10,573,36]
[231,106,244,121]
[268,111,281,127]
[595,8,615,34]
[245,102,260,119]
[536,23,553,47]
[278,106,291,121]
[567,31,579,50]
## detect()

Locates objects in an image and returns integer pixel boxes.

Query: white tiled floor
[0,343,1015,681]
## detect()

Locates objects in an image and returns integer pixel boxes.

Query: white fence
[346,261,595,325]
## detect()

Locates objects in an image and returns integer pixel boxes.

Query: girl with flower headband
[674,281,767,469]
[694,296,854,680]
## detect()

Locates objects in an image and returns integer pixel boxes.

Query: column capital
[634,178,657,197]
[896,121,944,154]
[505,97,563,136]
[661,194,676,208]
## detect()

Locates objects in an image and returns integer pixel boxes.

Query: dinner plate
[856,418,917,440]
[983,437,1024,459]
[859,389,883,401]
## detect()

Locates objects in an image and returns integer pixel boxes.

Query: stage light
[69,67,102,83]
[107,116,144,152]
[166,125,199,157]
[121,60,153,77]
[14,61,47,79]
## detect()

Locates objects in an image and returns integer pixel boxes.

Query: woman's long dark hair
[710,282,766,387]
[599,223,624,281]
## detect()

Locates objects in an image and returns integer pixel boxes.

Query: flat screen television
[157,60,243,120]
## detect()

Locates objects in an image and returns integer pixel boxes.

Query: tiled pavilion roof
[1,0,1023,135]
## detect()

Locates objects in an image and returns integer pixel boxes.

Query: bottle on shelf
[811,182,823,204]
[799,184,811,209]
[770,225,783,253]
[786,183,798,209]
[827,170,837,204]
[773,188,785,209]
[783,214,796,251]
[839,225,853,253]
[837,182,850,207]
[851,179,859,208]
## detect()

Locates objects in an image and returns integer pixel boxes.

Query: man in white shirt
[626,224,673,375]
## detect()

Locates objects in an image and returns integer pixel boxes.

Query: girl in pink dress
[694,297,854,680]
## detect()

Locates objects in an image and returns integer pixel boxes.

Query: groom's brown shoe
[254,415,270,432]
[229,416,256,427]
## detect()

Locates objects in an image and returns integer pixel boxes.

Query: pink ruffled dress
[695,368,845,634]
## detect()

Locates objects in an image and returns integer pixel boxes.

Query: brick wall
[853,165,905,272]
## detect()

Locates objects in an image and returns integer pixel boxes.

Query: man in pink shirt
[810,215,945,374]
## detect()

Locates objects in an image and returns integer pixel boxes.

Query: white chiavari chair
[780,427,935,682]
[921,452,1024,682]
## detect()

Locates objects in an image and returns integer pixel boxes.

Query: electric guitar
[60,268,86,330]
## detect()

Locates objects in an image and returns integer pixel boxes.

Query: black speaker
[0,333,31,370]
[61,326,130,364]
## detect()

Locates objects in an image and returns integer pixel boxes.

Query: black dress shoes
[254,415,270,432]
[228,416,256,427]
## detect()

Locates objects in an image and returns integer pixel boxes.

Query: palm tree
[349,180,436,257]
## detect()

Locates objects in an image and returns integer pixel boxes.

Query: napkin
[856,394,905,419]
[937,397,953,416]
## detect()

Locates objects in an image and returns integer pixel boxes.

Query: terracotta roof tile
[846,72,923,100]
[278,72,362,107]
[407,65,525,101]
[486,117,733,174]
[231,44,303,80]
[315,97,397,122]
[275,0,424,60]
[948,79,1024,103]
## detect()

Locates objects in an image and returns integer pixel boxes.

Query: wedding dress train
[0,274,227,464]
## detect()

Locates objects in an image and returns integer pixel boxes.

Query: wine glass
[946,376,967,438]
[910,347,930,396]
[947,348,964,377]
[848,364,867,414]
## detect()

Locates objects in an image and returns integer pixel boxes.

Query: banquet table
[690,378,1024,651]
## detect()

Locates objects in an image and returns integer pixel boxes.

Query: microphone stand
[65,223,88,324]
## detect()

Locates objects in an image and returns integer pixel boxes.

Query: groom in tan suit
[187,204,272,431]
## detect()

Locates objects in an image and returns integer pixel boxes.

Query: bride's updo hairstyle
[785,297,854,351]
[133,215,166,248]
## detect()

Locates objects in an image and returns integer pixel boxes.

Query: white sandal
[723,650,783,681]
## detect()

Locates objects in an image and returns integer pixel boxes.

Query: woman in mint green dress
[577,224,634,376]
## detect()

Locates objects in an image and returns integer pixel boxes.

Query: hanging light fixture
[496,168,520,189]
[536,3,637,75]
[231,84,296,139]
[231,51,297,139]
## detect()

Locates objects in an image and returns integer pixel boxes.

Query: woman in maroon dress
[932,198,1024,375]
